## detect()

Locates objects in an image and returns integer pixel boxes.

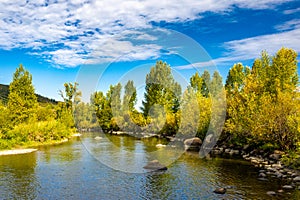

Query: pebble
[293,176,300,182]
[257,178,268,181]
[266,191,276,196]
[282,185,293,189]
[259,173,266,177]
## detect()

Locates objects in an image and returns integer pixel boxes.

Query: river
[0,133,299,199]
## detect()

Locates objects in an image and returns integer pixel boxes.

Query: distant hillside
[0,84,57,104]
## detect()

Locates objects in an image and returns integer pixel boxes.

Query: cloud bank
[0,0,296,67]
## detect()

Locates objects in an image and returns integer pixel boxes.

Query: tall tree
[142,61,181,115]
[201,70,210,97]
[59,82,81,110]
[210,71,223,96]
[92,91,112,133]
[225,63,250,93]
[190,72,203,93]
[8,64,38,124]
[142,61,181,135]
[123,80,137,113]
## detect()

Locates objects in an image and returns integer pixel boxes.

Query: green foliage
[123,80,137,113]
[7,64,38,125]
[59,82,81,110]
[74,102,98,129]
[225,47,300,151]
[0,66,78,150]
[225,63,250,93]
[201,70,210,97]
[92,91,113,133]
[210,71,223,97]
[180,71,213,139]
[141,60,181,135]
[4,120,71,143]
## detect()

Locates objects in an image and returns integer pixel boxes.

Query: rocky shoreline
[209,144,300,196]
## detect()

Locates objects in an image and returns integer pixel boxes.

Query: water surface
[1,133,299,199]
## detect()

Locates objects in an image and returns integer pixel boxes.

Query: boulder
[213,188,226,194]
[94,136,102,140]
[143,160,167,170]
[184,137,202,151]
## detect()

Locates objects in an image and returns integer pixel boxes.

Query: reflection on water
[0,132,299,199]
[0,152,38,199]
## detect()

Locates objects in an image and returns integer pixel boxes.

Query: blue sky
[0,0,300,102]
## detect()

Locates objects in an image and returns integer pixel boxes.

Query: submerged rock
[213,188,226,194]
[94,136,102,140]
[143,160,167,170]
[184,137,202,151]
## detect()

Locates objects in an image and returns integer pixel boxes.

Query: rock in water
[184,137,202,151]
[94,136,102,140]
[143,160,167,170]
[213,188,226,194]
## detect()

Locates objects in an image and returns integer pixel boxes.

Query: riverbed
[0,133,299,199]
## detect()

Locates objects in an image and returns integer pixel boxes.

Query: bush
[4,120,73,144]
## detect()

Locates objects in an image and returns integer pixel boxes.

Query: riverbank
[209,144,300,195]
[0,134,82,156]
[0,148,37,156]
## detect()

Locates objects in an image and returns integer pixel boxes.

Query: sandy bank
[0,148,37,156]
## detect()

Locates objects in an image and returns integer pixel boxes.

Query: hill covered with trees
[0,83,57,105]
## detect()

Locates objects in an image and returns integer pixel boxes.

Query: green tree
[190,72,203,93]
[180,71,212,139]
[92,91,112,133]
[141,61,181,135]
[225,48,300,150]
[225,63,250,93]
[201,70,210,97]
[7,64,38,125]
[210,71,223,96]
[59,82,81,110]
[123,80,137,113]
[109,83,122,131]
[57,82,81,129]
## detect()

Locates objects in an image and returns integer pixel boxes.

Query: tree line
[91,48,299,153]
[0,47,299,156]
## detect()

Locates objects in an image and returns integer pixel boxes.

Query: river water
[0,133,299,199]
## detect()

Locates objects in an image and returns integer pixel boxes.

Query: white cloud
[275,19,300,31]
[223,28,300,59]
[283,7,300,14]
[0,0,295,67]
[176,20,300,70]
